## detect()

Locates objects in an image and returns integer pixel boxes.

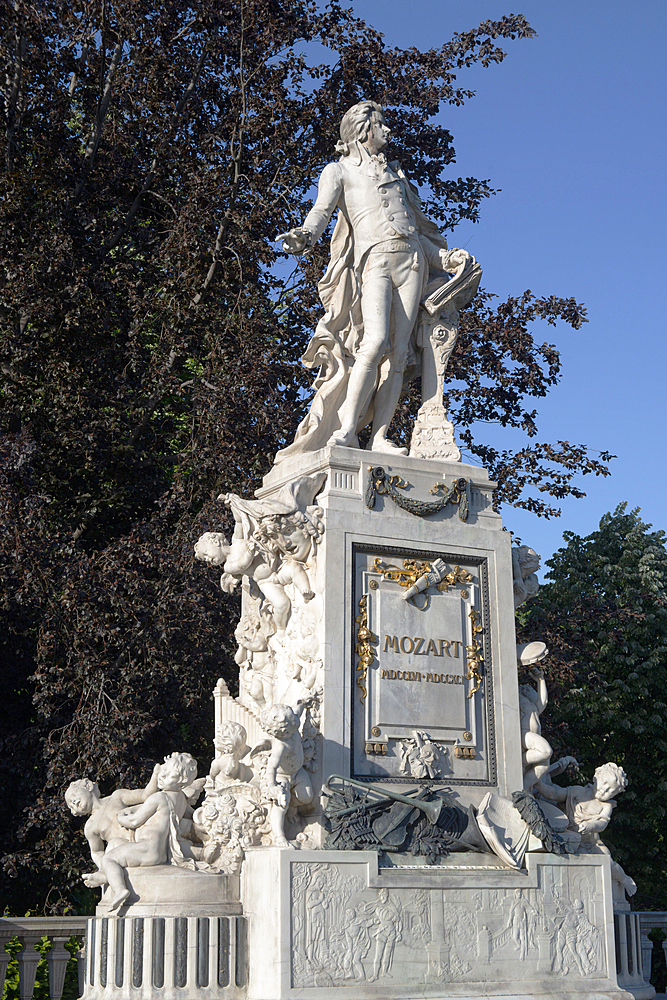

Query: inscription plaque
[352,545,495,785]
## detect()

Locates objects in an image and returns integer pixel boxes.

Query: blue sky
[344,1,667,575]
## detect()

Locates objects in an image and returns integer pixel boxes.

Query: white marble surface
[95,865,242,916]
[274,102,479,463]
[242,846,632,1000]
[209,444,522,830]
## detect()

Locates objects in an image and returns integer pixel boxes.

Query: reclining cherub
[537,761,637,896]
[65,766,162,884]
[67,753,202,911]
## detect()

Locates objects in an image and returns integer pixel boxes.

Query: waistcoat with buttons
[338,158,418,266]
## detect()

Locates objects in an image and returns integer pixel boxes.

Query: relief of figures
[365,888,404,981]
[551,897,601,977]
[506,889,538,961]
[291,863,428,988]
[290,863,606,989]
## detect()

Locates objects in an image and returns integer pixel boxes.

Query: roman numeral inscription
[381,668,464,684]
[383,635,461,657]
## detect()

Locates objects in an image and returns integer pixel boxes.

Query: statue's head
[517,546,540,578]
[593,762,627,801]
[260,703,299,739]
[158,752,198,791]
[337,101,388,154]
[214,720,248,758]
[194,531,230,566]
[65,778,100,816]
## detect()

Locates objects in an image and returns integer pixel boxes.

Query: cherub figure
[537,761,637,897]
[512,546,540,608]
[208,721,253,790]
[538,761,627,843]
[65,766,161,883]
[234,613,275,712]
[195,529,310,631]
[194,474,324,634]
[86,753,200,911]
[259,701,314,847]
[519,664,553,790]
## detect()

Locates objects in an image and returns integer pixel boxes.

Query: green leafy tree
[0,0,610,912]
[519,505,667,908]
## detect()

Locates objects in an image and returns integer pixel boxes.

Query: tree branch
[192,6,247,307]
[4,26,27,173]
[73,3,124,201]
[102,42,208,254]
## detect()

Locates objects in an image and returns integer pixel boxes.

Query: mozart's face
[366,111,391,154]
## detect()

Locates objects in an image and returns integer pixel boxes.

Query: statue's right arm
[276,162,343,254]
[302,162,343,243]
[117,763,162,805]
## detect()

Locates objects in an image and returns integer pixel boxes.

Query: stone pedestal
[80,869,245,1000]
[79,445,650,1000]
[256,445,522,827]
[242,846,632,1000]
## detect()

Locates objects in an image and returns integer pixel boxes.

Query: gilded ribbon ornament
[465,607,484,698]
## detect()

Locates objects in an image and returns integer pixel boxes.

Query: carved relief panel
[289,859,608,990]
[351,544,496,785]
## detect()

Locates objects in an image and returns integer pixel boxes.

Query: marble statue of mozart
[276,100,476,462]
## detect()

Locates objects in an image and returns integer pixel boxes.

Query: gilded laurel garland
[365,466,469,520]
[465,607,484,698]
[355,595,378,705]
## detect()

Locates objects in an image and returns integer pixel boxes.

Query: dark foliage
[517,505,667,909]
[0,0,609,912]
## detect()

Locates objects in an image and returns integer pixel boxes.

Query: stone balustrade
[614,908,653,998]
[0,916,87,1000]
[638,912,667,987]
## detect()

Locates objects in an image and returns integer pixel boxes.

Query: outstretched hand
[275,227,312,255]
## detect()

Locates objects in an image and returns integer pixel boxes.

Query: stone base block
[95,865,241,917]
[81,914,247,1000]
[81,868,245,1000]
[242,847,636,1000]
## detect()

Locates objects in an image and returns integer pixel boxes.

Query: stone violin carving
[275,100,481,462]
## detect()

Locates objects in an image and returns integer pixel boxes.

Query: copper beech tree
[0,0,609,911]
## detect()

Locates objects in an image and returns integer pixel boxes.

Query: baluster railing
[0,916,87,1000]
[637,913,667,989]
